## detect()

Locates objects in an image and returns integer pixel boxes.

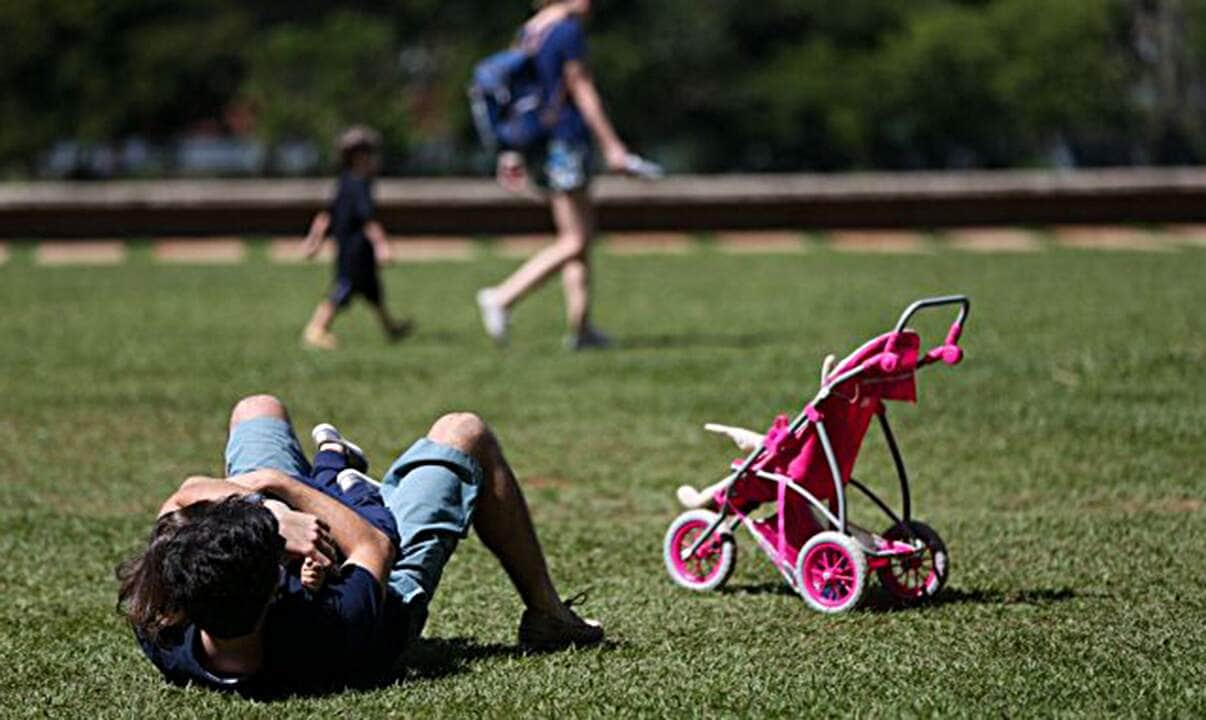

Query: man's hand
[252,469,394,591]
[264,499,338,569]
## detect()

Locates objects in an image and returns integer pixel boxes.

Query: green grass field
[1,246,1203,717]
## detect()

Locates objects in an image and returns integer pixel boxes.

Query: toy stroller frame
[664,296,970,613]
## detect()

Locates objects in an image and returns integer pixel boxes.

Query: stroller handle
[893,295,970,335]
[891,295,970,367]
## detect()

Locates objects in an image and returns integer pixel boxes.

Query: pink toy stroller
[663,296,970,613]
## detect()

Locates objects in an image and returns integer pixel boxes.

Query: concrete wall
[2,168,1205,238]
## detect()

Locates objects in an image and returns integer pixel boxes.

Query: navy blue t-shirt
[307,450,400,551]
[136,453,405,695]
[328,172,376,280]
[137,567,410,697]
[529,17,591,145]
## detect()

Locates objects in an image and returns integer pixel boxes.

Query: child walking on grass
[302,126,410,350]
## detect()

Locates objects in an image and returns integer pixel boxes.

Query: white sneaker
[336,468,382,492]
[476,289,510,346]
[564,326,613,351]
[311,423,368,472]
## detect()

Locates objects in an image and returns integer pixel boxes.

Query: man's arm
[246,470,394,591]
[158,475,253,516]
[158,474,337,570]
[564,60,628,171]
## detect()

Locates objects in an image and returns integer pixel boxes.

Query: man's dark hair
[117,497,284,642]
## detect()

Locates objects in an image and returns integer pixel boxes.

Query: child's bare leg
[306,300,336,333]
[304,300,339,349]
[372,301,411,340]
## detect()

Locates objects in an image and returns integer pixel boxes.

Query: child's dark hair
[116,497,284,643]
[338,125,382,169]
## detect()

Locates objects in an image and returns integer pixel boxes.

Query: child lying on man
[295,424,398,592]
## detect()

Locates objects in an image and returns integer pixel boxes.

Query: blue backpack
[469,41,559,153]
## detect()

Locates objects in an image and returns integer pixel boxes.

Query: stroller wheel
[795,532,867,613]
[663,510,736,592]
[877,520,948,604]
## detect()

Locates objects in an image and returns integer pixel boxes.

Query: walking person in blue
[476,0,651,350]
[302,126,410,350]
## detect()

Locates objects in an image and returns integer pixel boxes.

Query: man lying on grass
[116,394,601,696]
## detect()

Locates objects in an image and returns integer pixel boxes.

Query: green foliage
[0,0,253,170]
[242,12,408,164]
[0,247,1204,715]
[0,0,1201,173]
[744,0,1134,169]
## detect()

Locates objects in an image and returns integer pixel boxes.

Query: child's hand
[264,501,338,569]
[302,211,331,259]
[365,221,392,265]
[374,239,392,265]
[301,556,329,591]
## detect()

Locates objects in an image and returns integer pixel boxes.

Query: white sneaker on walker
[476,289,510,347]
[311,423,368,472]
[564,325,612,351]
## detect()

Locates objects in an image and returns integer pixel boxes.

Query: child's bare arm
[302,212,331,258]
[365,220,392,264]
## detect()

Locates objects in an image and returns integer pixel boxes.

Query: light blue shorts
[225,419,481,637]
[379,438,482,635]
[529,138,593,193]
[224,417,312,481]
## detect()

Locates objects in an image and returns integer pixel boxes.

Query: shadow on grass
[395,637,524,681]
[617,332,778,350]
[250,637,616,700]
[721,581,798,597]
[402,329,471,347]
[861,585,1080,613]
[721,582,1082,612]
[397,635,620,682]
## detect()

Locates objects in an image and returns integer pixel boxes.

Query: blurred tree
[0,0,1202,175]
[1129,0,1206,162]
[0,0,253,174]
[240,12,408,171]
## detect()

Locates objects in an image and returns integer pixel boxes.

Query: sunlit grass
[1,247,1203,717]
